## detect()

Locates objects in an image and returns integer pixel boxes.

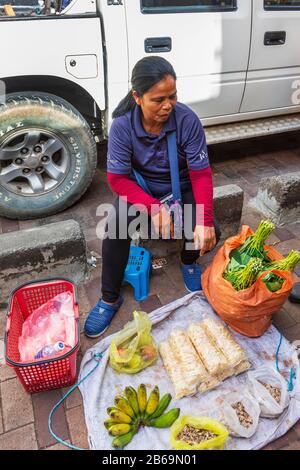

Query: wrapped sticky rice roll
[159,341,195,399]
[233,359,251,376]
[188,323,228,376]
[198,376,220,394]
[202,317,248,368]
[169,329,208,389]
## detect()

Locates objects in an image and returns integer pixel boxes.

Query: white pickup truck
[0,0,300,219]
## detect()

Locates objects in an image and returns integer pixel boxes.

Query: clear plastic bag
[18,292,76,362]
[247,367,290,418]
[222,389,260,438]
[109,311,158,374]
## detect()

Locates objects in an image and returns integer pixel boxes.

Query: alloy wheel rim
[0,128,71,196]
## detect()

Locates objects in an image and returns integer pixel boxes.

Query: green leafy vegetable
[224,257,264,291]
[268,250,300,273]
[262,272,285,292]
[239,220,275,261]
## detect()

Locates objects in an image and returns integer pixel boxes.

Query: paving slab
[1,378,34,432]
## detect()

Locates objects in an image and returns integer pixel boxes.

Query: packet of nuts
[222,389,260,438]
[247,367,290,418]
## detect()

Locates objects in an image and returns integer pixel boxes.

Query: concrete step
[0,219,88,307]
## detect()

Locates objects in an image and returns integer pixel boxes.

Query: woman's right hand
[152,204,174,239]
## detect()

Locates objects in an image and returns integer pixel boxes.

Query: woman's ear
[132,90,141,106]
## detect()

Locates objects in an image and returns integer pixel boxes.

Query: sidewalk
[0,133,300,450]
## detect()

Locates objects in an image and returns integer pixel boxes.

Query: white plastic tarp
[79,292,300,450]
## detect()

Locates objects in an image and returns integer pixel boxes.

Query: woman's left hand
[193,225,216,256]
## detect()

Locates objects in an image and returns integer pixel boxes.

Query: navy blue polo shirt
[107,102,210,199]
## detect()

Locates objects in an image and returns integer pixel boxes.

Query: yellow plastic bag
[109,311,158,374]
[170,415,229,450]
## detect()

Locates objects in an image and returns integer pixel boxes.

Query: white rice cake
[159,341,196,399]
[233,360,251,376]
[202,317,248,368]
[188,323,228,376]
[198,376,220,394]
[169,329,208,389]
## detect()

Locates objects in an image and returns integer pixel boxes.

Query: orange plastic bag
[202,225,294,337]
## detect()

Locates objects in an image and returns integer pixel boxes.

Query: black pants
[102,191,221,303]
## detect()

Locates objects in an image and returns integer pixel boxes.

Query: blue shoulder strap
[132,131,181,201]
[167,131,182,202]
[132,168,152,195]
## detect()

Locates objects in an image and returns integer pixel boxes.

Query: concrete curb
[0,219,88,308]
[250,172,300,225]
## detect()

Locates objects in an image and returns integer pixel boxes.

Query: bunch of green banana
[104,384,180,449]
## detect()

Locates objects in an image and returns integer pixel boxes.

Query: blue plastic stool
[123,246,151,301]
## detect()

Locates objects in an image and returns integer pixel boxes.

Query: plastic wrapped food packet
[188,323,228,376]
[160,341,195,399]
[169,330,208,389]
[18,292,75,362]
[202,317,249,369]
[247,367,290,418]
[198,376,220,394]
[222,390,260,438]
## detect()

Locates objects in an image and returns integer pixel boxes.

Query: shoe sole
[183,282,202,293]
[84,325,109,339]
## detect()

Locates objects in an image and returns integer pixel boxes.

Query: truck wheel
[0,92,98,219]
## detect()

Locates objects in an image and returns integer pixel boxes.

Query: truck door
[124,0,252,121]
[240,0,300,113]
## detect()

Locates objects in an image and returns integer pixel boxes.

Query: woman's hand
[193,225,216,256]
[152,204,174,239]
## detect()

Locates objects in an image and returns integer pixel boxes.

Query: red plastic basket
[5,278,80,394]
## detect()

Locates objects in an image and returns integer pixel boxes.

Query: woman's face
[133,75,177,125]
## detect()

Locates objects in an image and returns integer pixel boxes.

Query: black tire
[0,92,97,219]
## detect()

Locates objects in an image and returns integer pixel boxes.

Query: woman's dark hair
[112,56,176,119]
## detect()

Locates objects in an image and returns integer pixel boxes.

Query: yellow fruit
[108,423,132,436]
[114,396,135,418]
[145,386,160,418]
[124,386,140,416]
[140,345,157,362]
[109,409,133,424]
[149,393,172,419]
[137,384,147,416]
[104,418,119,429]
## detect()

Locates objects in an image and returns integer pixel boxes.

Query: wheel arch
[2,75,104,140]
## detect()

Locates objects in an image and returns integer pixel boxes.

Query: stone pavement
[0,133,300,450]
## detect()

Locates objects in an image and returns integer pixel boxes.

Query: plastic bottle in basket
[34,341,65,360]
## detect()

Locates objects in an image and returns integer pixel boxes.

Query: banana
[108,423,132,437]
[145,386,160,418]
[148,393,172,419]
[147,408,180,428]
[107,407,115,415]
[124,386,140,417]
[137,384,147,417]
[109,409,133,424]
[104,418,120,430]
[114,395,135,419]
[112,427,137,449]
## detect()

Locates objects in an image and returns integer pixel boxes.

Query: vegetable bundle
[223,220,300,292]
[202,224,296,337]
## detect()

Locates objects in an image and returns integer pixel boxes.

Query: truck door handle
[264,31,286,46]
[144,37,172,53]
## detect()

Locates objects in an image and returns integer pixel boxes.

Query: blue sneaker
[84,295,124,338]
[181,263,202,292]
